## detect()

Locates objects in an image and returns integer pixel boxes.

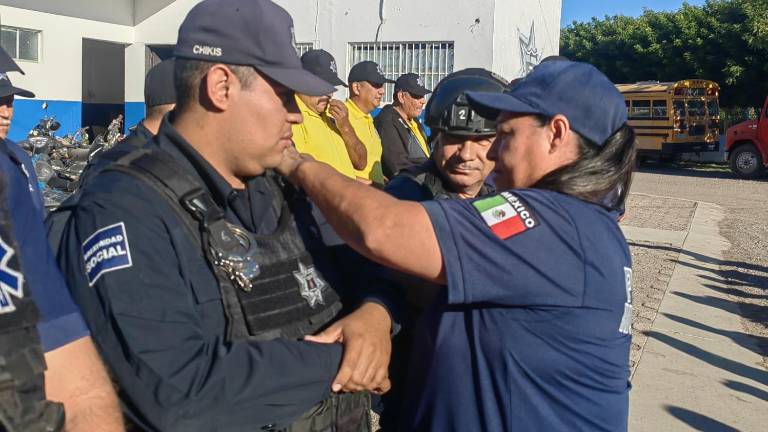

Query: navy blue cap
[301,49,346,88]
[466,61,627,146]
[144,58,176,107]
[348,61,395,86]
[0,73,34,98]
[0,47,24,75]
[395,73,431,97]
[173,0,334,97]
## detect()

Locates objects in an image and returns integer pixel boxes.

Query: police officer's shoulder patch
[0,234,25,314]
[472,191,540,240]
[82,222,132,286]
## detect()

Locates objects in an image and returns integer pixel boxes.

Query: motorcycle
[18,103,125,209]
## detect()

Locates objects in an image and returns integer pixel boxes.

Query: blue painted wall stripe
[9,100,147,141]
[9,100,81,142]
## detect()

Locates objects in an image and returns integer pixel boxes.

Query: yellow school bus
[616,80,720,158]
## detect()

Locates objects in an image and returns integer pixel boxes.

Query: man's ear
[350,82,360,97]
[202,64,235,111]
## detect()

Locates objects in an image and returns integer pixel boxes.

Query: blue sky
[561,0,707,27]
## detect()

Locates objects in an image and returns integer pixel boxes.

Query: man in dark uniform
[0,51,44,214]
[0,49,123,432]
[375,73,431,178]
[377,69,506,430]
[52,1,394,430]
[385,69,506,202]
[126,57,176,144]
[80,58,177,186]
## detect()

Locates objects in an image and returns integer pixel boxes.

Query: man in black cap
[79,58,177,186]
[0,47,124,432]
[292,49,367,178]
[374,73,431,178]
[132,57,176,141]
[52,1,396,430]
[0,62,43,211]
[346,61,394,185]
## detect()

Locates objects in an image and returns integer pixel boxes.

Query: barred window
[348,42,454,104]
[1,26,40,62]
[295,42,316,58]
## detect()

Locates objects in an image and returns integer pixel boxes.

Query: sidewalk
[624,199,768,431]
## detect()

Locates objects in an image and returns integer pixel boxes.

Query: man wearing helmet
[377,68,507,431]
[385,68,507,202]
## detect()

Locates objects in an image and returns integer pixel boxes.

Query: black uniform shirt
[57,115,348,431]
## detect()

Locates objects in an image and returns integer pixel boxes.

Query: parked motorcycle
[18,103,125,209]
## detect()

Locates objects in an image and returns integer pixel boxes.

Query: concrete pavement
[624,199,768,431]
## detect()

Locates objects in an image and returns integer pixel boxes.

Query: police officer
[375,73,431,178]
[80,58,177,187]
[0,50,43,213]
[127,57,176,144]
[277,60,637,431]
[53,1,395,430]
[385,69,506,202]
[0,49,123,432]
[377,69,506,430]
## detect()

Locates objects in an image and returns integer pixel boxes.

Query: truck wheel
[729,144,763,179]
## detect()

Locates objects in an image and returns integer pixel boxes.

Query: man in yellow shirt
[346,61,393,186]
[374,73,431,178]
[292,50,367,179]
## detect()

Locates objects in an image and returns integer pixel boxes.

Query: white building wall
[0,5,133,101]
[493,0,562,80]
[0,0,561,137]
[276,0,497,85]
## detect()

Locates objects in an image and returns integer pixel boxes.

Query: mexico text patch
[472,192,540,240]
[82,222,132,286]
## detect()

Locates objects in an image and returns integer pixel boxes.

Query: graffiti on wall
[518,22,541,75]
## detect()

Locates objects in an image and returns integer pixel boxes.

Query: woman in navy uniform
[278,60,636,431]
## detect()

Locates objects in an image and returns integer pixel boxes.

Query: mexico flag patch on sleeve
[472,192,540,240]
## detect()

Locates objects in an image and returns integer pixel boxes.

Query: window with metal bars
[1,26,40,62]
[295,42,316,58]
[348,42,454,104]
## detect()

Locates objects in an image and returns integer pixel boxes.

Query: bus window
[652,100,668,118]
[673,100,686,117]
[707,99,719,117]
[686,99,706,116]
[625,100,630,114]
[630,100,651,117]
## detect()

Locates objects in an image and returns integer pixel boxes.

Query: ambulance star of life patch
[472,192,540,240]
[82,222,133,286]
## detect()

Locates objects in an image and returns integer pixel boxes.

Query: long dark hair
[531,115,636,209]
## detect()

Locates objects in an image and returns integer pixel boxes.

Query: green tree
[560,0,768,108]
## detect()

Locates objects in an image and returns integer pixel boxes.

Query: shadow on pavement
[703,283,767,299]
[722,379,768,402]
[626,242,768,290]
[627,241,768,273]
[665,406,740,431]
[648,331,768,387]
[662,312,767,358]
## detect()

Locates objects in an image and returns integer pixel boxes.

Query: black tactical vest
[99,148,343,342]
[98,149,368,431]
[0,191,65,432]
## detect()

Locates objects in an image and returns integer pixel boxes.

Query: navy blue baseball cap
[174,0,334,97]
[0,47,24,75]
[348,61,395,86]
[144,58,176,107]
[301,49,346,88]
[466,61,627,145]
